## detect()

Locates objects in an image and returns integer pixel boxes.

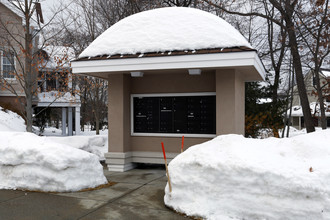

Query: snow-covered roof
[321,69,330,78]
[79,7,252,59]
[44,46,75,61]
[37,91,80,107]
[289,102,330,117]
[40,46,75,70]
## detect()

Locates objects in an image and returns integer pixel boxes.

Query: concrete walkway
[0,166,187,220]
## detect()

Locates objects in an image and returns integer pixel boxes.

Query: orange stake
[161,142,172,193]
[181,136,184,153]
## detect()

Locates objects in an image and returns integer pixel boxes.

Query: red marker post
[162,142,172,193]
[181,136,184,153]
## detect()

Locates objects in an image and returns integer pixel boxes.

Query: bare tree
[0,0,45,132]
[50,0,167,134]
[202,0,316,133]
[163,0,193,6]
[296,0,329,129]
[0,0,72,132]
[85,77,108,134]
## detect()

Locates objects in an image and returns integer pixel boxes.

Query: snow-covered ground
[165,132,330,220]
[37,126,108,161]
[0,108,109,161]
[0,107,108,192]
[40,126,108,136]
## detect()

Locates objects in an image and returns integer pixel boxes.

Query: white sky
[40,0,67,20]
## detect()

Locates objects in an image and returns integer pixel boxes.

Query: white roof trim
[37,102,81,107]
[71,51,266,80]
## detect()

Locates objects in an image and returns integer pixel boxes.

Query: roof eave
[72,51,266,81]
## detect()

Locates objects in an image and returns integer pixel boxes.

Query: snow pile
[0,107,25,132]
[48,135,108,160]
[164,131,330,220]
[0,132,107,192]
[79,7,251,58]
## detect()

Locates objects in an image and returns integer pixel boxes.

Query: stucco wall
[108,69,246,154]
[106,68,246,171]
[131,71,216,152]
[216,69,245,135]
[108,74,131,153]
[108,71,216,153]
[131,70,216,94]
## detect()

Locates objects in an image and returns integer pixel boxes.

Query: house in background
[0,2,80,135]
[289,69,330,129]
[35,46,81,136]
[72,7,266,171]
[0,1,26,113]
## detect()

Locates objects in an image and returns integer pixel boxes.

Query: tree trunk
[286,64,295,138]
[286,88,294,137]
[285,18,315,133]
[272,68,280,105]
[25,0,33,132]
[282,67,292,138]
[314,69,327,129]
[95,114,100,135]
[25,93,33,132]
[95,84,100,135]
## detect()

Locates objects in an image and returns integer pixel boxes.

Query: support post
[68,107,73,136]
[68,73,72,89]
[106,74,134,171]
[62,107,66,136]
[216,69,245,135]
[75,107,80,135]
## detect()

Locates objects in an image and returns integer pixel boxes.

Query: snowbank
[0,132,107,192]
[164,131,330,220]
[0,107,107,160]
[79,7,251,58]
[0,107,26,132]
[47,135,108,160]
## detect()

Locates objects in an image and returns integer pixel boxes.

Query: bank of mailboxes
[134,96,216,134]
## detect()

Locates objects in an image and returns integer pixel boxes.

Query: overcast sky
[40,0,68,20]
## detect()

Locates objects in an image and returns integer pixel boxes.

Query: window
[38,71,69,92]
[1,51,15,79]
[131,93,216,137]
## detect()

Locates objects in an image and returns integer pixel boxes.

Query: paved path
[0,166,187,220]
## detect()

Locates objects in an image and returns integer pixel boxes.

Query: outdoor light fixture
[188,69,202,75]
[131,71,144,77]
